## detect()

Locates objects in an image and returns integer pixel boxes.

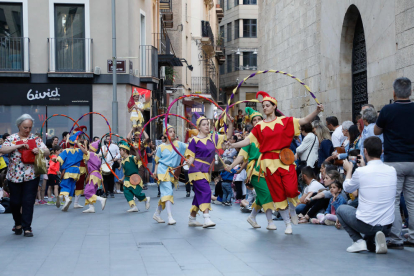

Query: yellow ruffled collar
[258,116,285,131]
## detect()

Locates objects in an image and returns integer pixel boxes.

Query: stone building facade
[258,0,414,123]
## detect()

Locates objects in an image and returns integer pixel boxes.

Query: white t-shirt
[332,125,346,148]
[303,179,325,194]
[343,160,396,226]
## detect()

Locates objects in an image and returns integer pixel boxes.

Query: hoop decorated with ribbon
[69,112,112,142]
[221,70,320,131]
[164,95,226,164]
[39,114,90,141]
[137,113,198,178]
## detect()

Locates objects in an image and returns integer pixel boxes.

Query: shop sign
[107,60,126,73]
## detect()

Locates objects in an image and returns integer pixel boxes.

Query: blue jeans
[222,182,232,203]
[296,203,307,215]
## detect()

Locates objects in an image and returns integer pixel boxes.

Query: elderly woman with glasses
[0,114,49,237]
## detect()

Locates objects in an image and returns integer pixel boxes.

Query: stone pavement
[0,184,413,276]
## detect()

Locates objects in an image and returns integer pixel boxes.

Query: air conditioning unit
[134,69,139,76]
[94,66,101,75]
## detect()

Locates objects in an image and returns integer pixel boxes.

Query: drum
[280,148,295,166]
[130,174,142,186]
[101,163,112,175]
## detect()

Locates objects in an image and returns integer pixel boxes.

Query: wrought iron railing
[48,38,93,72]
[201,21,214,46]
[191,76,218,100]
[153,31,175,56]
[209,77,218,101]
[0,37,29,71]
[140,45,158,78]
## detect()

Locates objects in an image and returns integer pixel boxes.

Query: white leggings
[317,213,337,224]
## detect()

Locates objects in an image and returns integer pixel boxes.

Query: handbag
[34,149,47,176]
[16,139,37,164]
[297,135,317,172]
[0,157,6,170]
[333,147,346,166]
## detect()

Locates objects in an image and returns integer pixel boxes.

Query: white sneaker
[346,239,368,253]
[127,206,139,212]
[98,197,107,210]
[375,231,387,254]
[266,221,277,230]
[203,214,216,228]
[153,213,165,223]
[56,196,62,208]
[61,196,72,212]
[285,223,293,235]
[188,215,203,227]
[291,213,299,225]
[247,217,261,228]
[168,216,176,225]
[83,205,95,213]
[73,203,84,209]
[145,197,151,210]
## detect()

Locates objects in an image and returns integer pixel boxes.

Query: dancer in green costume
[227,107,277,230]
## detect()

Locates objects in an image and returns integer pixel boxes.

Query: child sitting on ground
[211,176,223,204]
[240,182,256,213]
[311,181,347,225]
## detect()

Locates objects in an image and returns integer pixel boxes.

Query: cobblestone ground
[0,184,413,276]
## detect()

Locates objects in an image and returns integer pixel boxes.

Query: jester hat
[68,131,83,145]
[256,91,277,106]
[89,141,100,152]
[245,107,263,121]
[194,112,207,127]
[118,140,130,151]
[163,119,174,134]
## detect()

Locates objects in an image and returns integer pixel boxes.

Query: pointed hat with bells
[245,107,263,121]
[194,112,207,127]
[256,91,277,106]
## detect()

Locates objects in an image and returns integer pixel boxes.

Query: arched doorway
[339,5,368,122]
[351,16,368,121]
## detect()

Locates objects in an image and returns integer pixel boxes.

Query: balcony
[215,45,225,65]
[160,0,172,10]
[218,88,227,104]
[191,77,217,102]
[216,4,224,23]
[139,45,159,83]
[201,21,215,58]
[47,38,93,78]
[153,29,183,67]
[0,37,30,77]
[160,0,173,28]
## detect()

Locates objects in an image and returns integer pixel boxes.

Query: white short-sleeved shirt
[332,125,346,148]
[303,179,325,194]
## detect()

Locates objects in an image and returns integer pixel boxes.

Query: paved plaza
[0,184,413,276]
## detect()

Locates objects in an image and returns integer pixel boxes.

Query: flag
[127,94,135,110]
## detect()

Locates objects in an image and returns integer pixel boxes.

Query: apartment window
[243,52,257,69]
[234,20,239,39]
[226,0,230,10]
[0,3,24,71]
[234,54,240,71]
[220,64,225,75]
[227,54,232,73]
[227,22,232,42]
[235,0,239,6]
[219,25,224,45]
[243,0,257,4]
[54,4,86,72]
[243,19,257,38]
[220,0,224,9]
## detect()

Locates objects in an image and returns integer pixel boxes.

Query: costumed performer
[56,131,84,212]
[230,91,323,234]
[129,90,145,128]
[76,140,107,213]
[118,140,150,212]
[185,112,233,228]
[227,107,277,230]
[153,121,188,225]
[73,126,88,209]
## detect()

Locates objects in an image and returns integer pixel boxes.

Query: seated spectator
[211,176,223,205]
[337,136,396,254]
[326,116,346,148]
[295,123,319,169]
[319,161,337,184]
[240,182,256,213]
[233,163,247,203]
[311,181,347,225]
[223,136,238,162]
[296,166,324,215]
[314,124,334,174]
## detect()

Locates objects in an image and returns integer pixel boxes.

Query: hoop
[39,114,90,141]
[69,112,112,142]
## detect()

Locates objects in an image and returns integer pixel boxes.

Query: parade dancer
[227,107,277,230]
[230,91,323,234]
[57,131,84,212]
[77,140,107,213]
[118,141,150,212]
[153,122,187,225]
[73,126,88,208]
[129,90,145,128]
[185,112,233,228]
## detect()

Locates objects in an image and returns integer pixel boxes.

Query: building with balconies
[218,0,259,120]
[0,0,166,138]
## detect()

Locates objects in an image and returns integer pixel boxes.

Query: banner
[132,86,151,110]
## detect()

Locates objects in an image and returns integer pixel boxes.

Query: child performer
[153,122,187,225]
[129,90,144,128]
[77,140,107,213]
[185,112,233,228]
[227,107,277,230]
[230,91,323,234]
[118,141,150,212]
[57,131,84,212]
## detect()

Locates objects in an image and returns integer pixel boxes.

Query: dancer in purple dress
[77,140,107,213]
[185,112,233,228]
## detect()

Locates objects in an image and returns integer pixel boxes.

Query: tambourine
[129,174,142,186]
[280,148,295,166]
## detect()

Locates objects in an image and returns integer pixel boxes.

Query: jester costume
[57,131,84,212]
[185,113,228,228]
[119,141,150,212]
[130,90,144,127]
[73,126,88,209]
[246,91,300,234]
[237,107,277,230]
[82,141,107,213]
[153,123,188,225]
